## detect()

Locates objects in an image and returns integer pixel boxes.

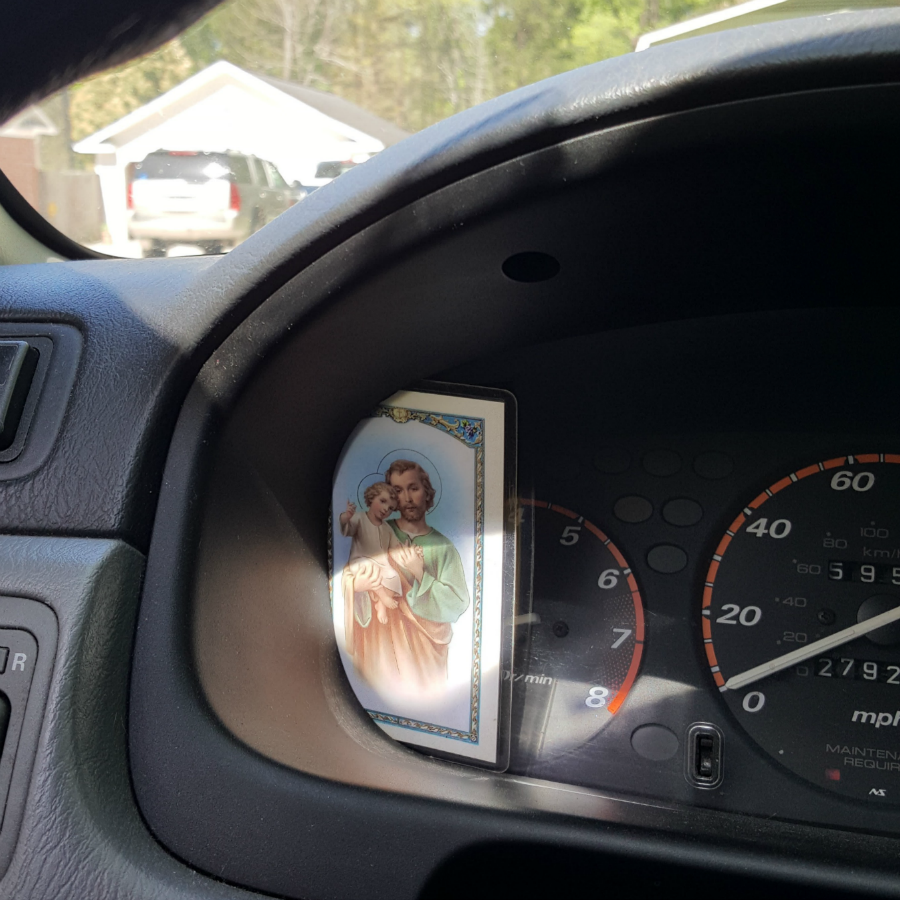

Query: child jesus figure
[339,482,421,625]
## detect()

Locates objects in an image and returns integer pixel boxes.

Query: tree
[571,0,724,65]
[67,40,196,142]
[64,0,734,143]
[484,0,585,98]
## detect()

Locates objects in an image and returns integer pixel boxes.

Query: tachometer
[511,500,644,770]
[705,454,900,802]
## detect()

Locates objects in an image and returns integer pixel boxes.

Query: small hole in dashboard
[501,251,560,283]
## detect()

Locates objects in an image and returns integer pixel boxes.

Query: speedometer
[705,454,900,803]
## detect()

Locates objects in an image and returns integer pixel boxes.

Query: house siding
[0,136,39,207]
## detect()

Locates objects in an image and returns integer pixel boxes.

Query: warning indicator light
[825,768,841,782]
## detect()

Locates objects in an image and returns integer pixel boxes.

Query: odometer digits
[704,454,900,803]
[828,561,900,586]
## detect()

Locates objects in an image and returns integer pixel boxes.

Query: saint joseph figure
[343,459,470,694]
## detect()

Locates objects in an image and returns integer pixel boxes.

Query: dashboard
[185,308,900,848]
[2,7,900,900]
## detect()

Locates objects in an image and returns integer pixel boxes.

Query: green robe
[388,520,470,624]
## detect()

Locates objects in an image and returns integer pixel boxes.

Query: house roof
[255,74,409,147]
[74,60,408,154]
[0,105,58,139]
[636,0,900,50]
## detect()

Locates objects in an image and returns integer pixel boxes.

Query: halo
[377,448,443,514]
[356,472,393,511]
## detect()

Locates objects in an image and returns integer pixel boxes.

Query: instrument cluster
[509,439,900,821]
[436,309,900,836]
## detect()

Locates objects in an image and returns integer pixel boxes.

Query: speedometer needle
[723,604,900,691]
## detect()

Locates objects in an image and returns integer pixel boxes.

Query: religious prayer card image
[330,384,515,765]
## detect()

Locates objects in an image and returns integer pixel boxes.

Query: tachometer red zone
[522,498,645,713]
[703,453,900,688]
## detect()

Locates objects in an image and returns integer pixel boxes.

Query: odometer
[705,454,900,802]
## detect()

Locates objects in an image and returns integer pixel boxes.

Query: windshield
[0,0,891,257]
[134,152,237,182]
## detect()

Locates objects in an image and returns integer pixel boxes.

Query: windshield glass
[134,153,235,182]
[0,0,892,257]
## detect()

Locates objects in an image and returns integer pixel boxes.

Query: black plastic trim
[0,324,80,479]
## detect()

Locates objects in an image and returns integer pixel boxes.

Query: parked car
[288,180,308,205]
[305,152,377,188]
[127,149,294,256]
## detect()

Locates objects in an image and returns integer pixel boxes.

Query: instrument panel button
[686,723,724,789]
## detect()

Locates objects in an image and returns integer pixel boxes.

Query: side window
[266,162,288,189]
[247,157,262,186]
[316,161,344,179]
[261,160,287,189]
[229,156,252,184]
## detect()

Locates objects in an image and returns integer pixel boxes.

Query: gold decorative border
[366,403,485,744]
